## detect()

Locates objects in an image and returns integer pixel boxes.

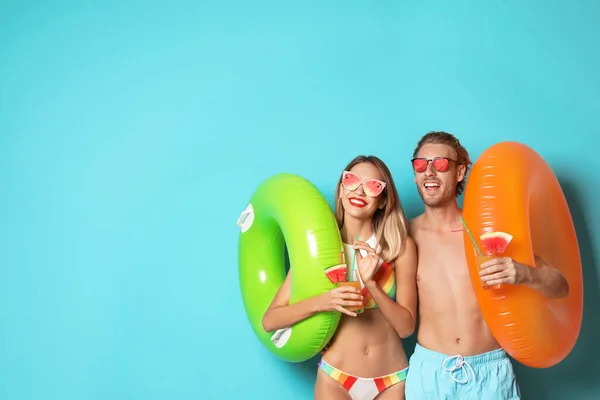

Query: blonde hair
[334,155,409,262]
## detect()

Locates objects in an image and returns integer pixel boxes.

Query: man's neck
[423,201,463,232]
[340,217,373,244]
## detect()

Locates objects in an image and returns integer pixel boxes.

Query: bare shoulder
[397,235,417,264]
[409,213,424,226]
[394,236,417,276]
[408,214,426,246]
[409,214,425,235]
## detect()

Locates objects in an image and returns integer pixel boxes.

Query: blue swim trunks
[405,343,521,400]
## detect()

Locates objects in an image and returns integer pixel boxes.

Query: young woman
[262,155,418,400]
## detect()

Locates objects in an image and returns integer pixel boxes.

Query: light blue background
[1,1,599,399]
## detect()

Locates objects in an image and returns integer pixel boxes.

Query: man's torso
[410,215,500,355]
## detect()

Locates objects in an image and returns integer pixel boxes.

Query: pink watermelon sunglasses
[342,171,386,197]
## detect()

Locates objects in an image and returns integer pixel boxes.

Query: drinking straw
[350,234,358,281]
[460,216,483,256]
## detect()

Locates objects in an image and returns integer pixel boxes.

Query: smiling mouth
[349,197,367,207]
[423,182,441,192]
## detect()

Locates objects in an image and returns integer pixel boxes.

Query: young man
[404,131,569,399]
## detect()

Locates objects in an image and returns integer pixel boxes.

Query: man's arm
[479,254,569,298]
[524,254,570,298]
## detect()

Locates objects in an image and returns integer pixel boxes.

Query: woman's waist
[321,347,408,378]
[322,331,408,377]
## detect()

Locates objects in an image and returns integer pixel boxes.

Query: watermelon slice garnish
[324,263,347,284]
[480,231,513,254]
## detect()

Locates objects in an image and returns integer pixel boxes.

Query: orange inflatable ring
[462,141,583,368]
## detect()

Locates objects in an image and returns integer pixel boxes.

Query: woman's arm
[262,271,363,333]
[355,237,418,338]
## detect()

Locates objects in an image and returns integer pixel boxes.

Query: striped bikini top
[342,234,396,309]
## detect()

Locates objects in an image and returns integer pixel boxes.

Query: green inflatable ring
[237,173,344,362]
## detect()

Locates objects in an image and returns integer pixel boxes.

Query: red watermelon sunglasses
[411,157,457,173]
[342,171,386,197]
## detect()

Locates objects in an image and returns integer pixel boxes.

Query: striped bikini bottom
[318,358,408,400]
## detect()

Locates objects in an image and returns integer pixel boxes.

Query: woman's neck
[340,216,374,244]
